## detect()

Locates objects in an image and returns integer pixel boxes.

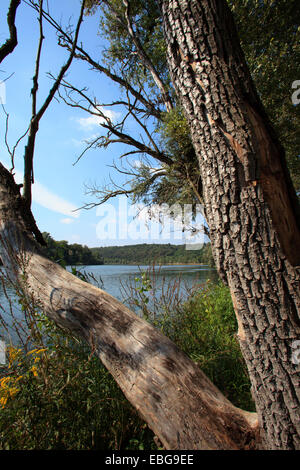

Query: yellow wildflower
[0,375,21,408]
[0,396,8,408]
[0,376,11,387]
[8,386,20,397]
[27,348,47,356]
[30,365,38,377]
[8,346,23,368]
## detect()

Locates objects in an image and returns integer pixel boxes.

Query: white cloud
[77,115,105,128]
[132,159,143,169]
[70,138,84,147]
[32,181,80,218]
[13,169,80,218]
[76,109,119,130]
[60,218,75,224]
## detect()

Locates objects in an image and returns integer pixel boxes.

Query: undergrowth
[0,266,254,450]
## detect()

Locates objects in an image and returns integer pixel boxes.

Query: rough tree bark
[0,162,259,450]
[160,0,300,450]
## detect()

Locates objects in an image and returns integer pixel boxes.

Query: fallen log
[0,161,259,450]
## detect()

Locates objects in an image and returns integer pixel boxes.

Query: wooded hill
[90,243,214,266]
[38,233,215,266]
[39,232,103,266]
[0,233,214,267]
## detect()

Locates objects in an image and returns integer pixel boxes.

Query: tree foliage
[36,233,215,267]
[229,0,300,190]
[64,0,202,210]
[91,242,215,266]
[82,0,299,201]
[40,233,104,266]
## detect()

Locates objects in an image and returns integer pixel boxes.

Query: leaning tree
[0,0,299,450]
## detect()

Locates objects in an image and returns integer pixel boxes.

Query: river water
[0,264,218,345]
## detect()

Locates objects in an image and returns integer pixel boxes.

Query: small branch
[31,0,45,121]
[0,0,21,64]
[60,78,150,119]
[1,103,29,173]
[101,122,174,166]
[125,88,161,156]
[81,161,167,209]
[57,78,174,168]
[72,135,102,166]
[107,0,173,112]
[80,187,136,210]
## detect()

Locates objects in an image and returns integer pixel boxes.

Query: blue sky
[0,0,205,248]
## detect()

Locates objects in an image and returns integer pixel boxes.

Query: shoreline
[70,262,214,267]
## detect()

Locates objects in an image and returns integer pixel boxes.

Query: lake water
[74,264,218,299]
[0,264,218,344]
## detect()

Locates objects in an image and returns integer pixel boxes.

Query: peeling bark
[160,0,300,450]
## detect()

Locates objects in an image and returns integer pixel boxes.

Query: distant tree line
[40,233,104,266]
[0,233,215,267]
[90,242,215,266]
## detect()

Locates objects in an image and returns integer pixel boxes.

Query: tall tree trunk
[160,0,300,450]
[0,162,259,450]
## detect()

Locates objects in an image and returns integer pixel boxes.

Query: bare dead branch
[31,0,45,122]
[22,0,86,207]
[80,160,168,209]
[1,103,29,173]
[121,0,173,112]
[0,0,21,64]
[25,0,162,120]
[101,121,174,166]
[124,88,161,156]
[55,77,174,168]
